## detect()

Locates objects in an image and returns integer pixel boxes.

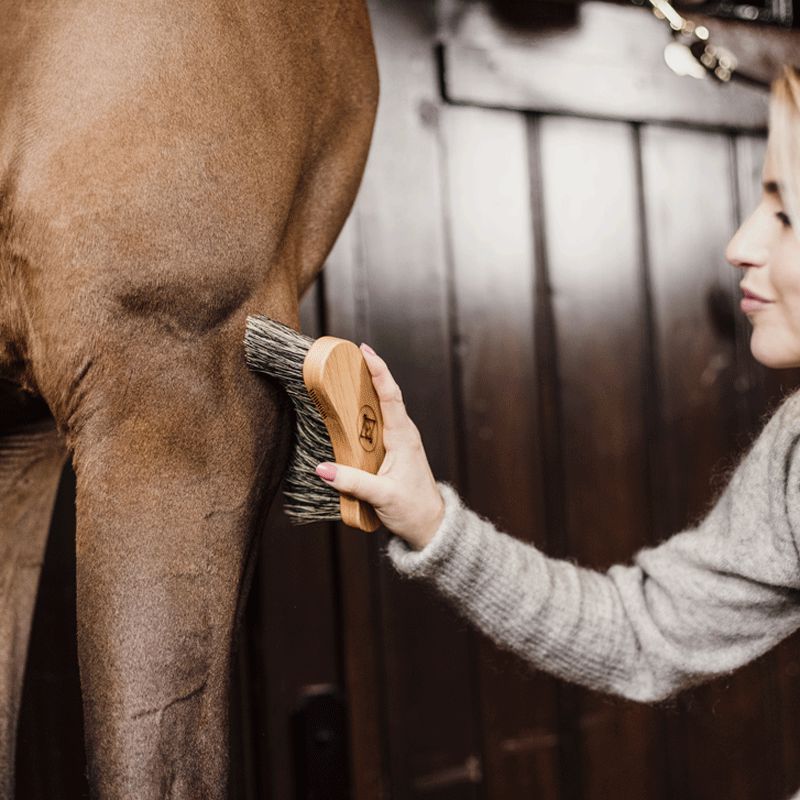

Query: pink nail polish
[316,463,336,481]
[360,343,376,356]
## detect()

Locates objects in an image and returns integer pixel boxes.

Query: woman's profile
[315,63,800,794]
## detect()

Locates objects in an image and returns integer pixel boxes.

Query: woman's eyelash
[776,211,792,227]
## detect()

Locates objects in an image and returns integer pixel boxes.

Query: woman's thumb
[315,462,386,506]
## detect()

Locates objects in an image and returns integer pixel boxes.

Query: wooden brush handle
[303,337,386,532]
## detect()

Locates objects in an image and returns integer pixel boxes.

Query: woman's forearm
[386,474,800,703]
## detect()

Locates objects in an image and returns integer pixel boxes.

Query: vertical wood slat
[640,124,784,800]
[772,614,800,800]
[734,133,800,800]
[324,213,388,800]
[362,0,482,794]
[536,114,669,800]
[325,2,483,796]
[729,132,788,800]
[441,103,562,800]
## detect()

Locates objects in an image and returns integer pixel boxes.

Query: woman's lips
[741,298,770,313]
[740,286,774,314]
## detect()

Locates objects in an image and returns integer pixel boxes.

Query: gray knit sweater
[386,390,800,747]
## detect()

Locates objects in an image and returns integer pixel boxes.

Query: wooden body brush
[243,315,385,532]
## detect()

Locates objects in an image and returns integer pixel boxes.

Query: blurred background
[14,1,800,798]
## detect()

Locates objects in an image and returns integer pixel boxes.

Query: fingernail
[360,342,376,356]
[316,462,337,482]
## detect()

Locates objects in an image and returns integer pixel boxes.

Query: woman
[315,66,800,712]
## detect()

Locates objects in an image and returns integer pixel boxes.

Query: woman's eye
[776,211,792,228]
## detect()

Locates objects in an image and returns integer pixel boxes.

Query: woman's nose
[725,214,769,270]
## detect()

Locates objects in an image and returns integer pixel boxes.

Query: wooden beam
[438,0,800,129]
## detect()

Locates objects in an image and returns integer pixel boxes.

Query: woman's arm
[316,346,800,703]
[387,473,800,702]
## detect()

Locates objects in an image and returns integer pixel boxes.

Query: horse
[0,1,378,796]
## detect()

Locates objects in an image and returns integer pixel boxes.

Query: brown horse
[0,1,378,796]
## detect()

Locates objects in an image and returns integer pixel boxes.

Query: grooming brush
[243,315,385,533]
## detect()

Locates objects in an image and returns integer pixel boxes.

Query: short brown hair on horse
[0,2,378,796]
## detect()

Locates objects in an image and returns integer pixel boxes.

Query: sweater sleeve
[385,394,800,703]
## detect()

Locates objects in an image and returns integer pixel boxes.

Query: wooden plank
[324,1,485,797]
[437,0,800,128]
[641,123,784,800]
[772,632,800,799]
[324,213,389,800]
[733,133,800,800]
[526,115,583,800]
[441,103,562,800]
[537,113,668,800]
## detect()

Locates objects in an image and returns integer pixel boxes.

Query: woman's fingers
[359,343,409,430]
[317,346,444,545]
[315,461,390,507]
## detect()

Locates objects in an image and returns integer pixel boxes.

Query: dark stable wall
[14,1,800,799]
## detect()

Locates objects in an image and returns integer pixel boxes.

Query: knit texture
[386,390,800,795]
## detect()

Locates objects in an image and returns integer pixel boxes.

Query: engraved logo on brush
[359,405,378,452]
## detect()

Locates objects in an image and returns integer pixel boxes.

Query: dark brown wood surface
[640,123,779,800]
[443,104,562,800]
[534,114,667,800]
[322,218,390,800]
[325,3,484,797]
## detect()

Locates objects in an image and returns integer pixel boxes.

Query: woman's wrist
[386,482,463,578]
[407,490,446,551]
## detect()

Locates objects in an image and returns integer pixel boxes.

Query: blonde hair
[768,66,800,234]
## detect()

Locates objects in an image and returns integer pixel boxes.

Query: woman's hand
[314,343,445,550]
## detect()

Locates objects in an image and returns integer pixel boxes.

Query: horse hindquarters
[0,0,378,792]
[0,419,66,800]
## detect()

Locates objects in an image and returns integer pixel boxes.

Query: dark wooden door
[298,2,800,799]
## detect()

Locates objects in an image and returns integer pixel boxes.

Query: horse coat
[0,1,378,796]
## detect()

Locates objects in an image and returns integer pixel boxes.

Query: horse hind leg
[0,409,66,799]
[66,334,292,799]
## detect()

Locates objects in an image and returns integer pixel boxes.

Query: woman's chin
[750,332,800,369]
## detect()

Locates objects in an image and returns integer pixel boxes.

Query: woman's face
[726,144,800,368]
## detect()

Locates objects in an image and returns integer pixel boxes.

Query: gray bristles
[244,315,341,525]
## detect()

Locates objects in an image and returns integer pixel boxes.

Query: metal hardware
[638,0,773,87]
[290,684,350,800]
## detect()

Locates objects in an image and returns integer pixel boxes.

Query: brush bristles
[244,315,341,524]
